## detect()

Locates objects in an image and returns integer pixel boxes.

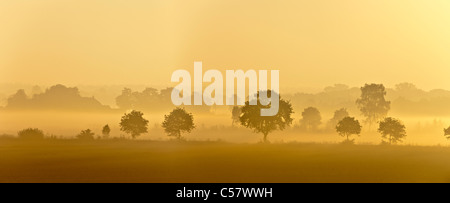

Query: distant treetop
[6,84,109,111]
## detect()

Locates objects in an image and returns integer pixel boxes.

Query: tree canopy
[239,91,293,142]
[102,125,111,139]
[120,110,149,139]
[336,117,362,141]
[327,108,349,130]
[77,129,95,140]
[162,108,195,140]
[356,84,390,125]
[18,128,44,140]
[299,107,322,131]
[378,117,407,144]
[231,106,242,126]
[444,126,450,139]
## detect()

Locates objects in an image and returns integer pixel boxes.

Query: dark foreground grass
[0,139,449,183]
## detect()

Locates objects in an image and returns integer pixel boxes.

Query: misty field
[1,139,450,183]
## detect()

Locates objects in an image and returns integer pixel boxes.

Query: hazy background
[1,0,450,145]
[1,83,450,146]
[1,0,450,91]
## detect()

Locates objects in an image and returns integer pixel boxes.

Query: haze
[4,1,450,183]
[1,0,450,91]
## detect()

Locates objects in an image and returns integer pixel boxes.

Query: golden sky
[1,0,450,91]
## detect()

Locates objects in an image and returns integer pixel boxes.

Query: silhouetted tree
[162,108,195,140]
[299,107,322,131]
[18,128,44,140]
[6,84,109,111]
[116,88,134,110]
[77,129,95,140]
[395,83,421,93]
[231,106,242,126]
[159,87,175,106]
[336,117,362,141]
[327,108,349,130]
[102,125,111,139]
[7,89,28,108]
[324,84,350,92]
[356,84,390,126]
[135,87,160,109]
[239,91,294,142]
[120,110,149,139]
[444,126,450,139]
[115,87,210,113]
[378,117,406,144]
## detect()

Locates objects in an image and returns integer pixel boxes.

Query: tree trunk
[263,133,268,143]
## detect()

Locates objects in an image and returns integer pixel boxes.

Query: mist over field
[1,83,450,183]
[2,0,450,183]
[0,82,450,146]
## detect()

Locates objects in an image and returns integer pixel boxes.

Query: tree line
[12,84,450,144]
[7,82,450,117]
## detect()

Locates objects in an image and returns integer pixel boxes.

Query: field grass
[1,139,450,183]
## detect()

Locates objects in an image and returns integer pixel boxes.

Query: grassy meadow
[1,139,450,183]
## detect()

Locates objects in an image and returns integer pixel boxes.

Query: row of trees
[300,84,405,144]
[335,117,407,144]
[229,84,406,143]
[13,84,450,144]
[293,84,390,131]
[112,87,404,143]
[15,108,195,141]
[115,87,211,113]
[73,109,196,140]
[237,84,439,144]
